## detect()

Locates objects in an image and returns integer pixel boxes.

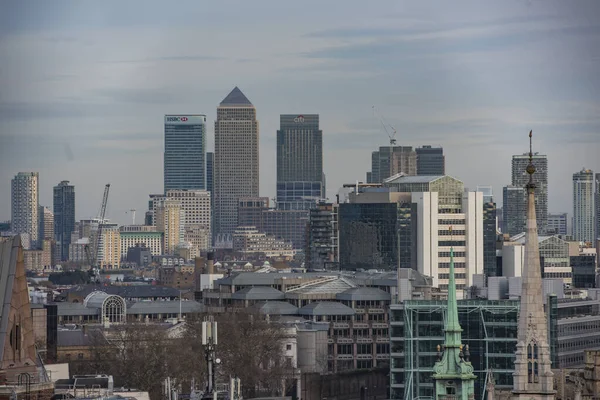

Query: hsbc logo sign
[294,115,305,123]
[166,116,188,122]
[165,115,205,124]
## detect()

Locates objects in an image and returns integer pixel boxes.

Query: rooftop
[220,86,253,106]
[252,301,298,315]
[385,175,450,184]
[231,287,285,300]
[298,301,356,316]
[336,287,391,301]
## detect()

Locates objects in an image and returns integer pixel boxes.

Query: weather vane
[526,130,536,189]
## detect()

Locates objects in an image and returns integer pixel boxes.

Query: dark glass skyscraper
[206,152,214,195]
[502,185,526,236]
[164,115,207,192]
[338,202,409,270]
[416,145,445,176]
[53,180,75,261]
[276,114,324,210]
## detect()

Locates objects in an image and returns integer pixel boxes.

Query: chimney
[206,252,215,274]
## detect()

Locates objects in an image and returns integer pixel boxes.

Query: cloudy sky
[1,0,599,226]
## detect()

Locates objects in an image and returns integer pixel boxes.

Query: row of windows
[439,252,466,257]
[438,241,466,247]
[439,273,466,279]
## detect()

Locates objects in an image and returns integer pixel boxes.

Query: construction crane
[372,105,397,146]
[84,184,110,277]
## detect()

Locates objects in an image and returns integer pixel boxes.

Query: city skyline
[1,1,600,226]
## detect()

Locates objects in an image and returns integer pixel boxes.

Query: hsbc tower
[164,115,207,192]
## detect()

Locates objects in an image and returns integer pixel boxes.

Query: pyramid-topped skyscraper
[214,87,259,237]
[512,131,555,400]
[432,234,476,399]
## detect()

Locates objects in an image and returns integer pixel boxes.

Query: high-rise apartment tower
[572,168,594,243]
[11,172,39,249]
[53,180,76,261]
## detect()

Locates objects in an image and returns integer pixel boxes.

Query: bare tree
[73,313,294,400]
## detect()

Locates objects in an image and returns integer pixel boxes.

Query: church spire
[432,227,476,399]
[512,130,555,399]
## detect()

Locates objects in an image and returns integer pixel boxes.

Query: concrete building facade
[214,87,259,236]
[119,225,163,256]
[573,168,595,243]
[232,226,295,258]
[11,172,39,249]
[367,146,417,183]
[548,213,568,236]
[53,180,75,261]
[595,173,600,244]
[98,223,120,269]
[163,114,207,192]
[38,206,54,242]
[155,199,184,255]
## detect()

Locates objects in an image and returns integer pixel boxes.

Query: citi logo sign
[294,115,305,123]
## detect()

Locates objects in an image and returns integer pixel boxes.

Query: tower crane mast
[372,105,397,146]
[84,184,110,273]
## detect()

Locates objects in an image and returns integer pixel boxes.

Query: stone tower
[433,237,476,400]
[512,131,555,400]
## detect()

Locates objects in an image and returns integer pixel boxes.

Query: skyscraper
[512,153,548,234]
[11,172,39,249]
[206,152,214,196]
[53,180,75,261]
[214,87,259,236]
[595,173,600,244]
[416,145,445,176]
[502,185,527,236]
[512,133,554,399]
[572,168,594,243]
[164,114,207,192]
[276,114,324,210]
[367,146,416,183]
[38,206,54,241]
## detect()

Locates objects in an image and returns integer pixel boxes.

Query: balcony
[335,354,354,360]
[353,322,369,329]
[356,337,372,344]
[336,337,353,344]
[375,336,390,343]
[356,354,373,360]
[367,308,385,314]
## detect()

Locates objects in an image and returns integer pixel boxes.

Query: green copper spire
[432,228,476,399]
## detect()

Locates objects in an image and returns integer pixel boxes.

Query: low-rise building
[233,226,295,258]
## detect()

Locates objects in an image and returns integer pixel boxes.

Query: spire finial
[526,130,536,190]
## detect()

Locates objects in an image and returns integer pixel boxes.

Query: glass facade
[390,300,521,400]
[571,255,596,288]
[415,145,445,176]
[483,201,498,277]
[339,202,404,270]
[53,180,75,261]
[276,114,323,210]
[164,115,207,192]
[502,185,526,236]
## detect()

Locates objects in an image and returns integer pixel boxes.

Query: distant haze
[1,0,599,225]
